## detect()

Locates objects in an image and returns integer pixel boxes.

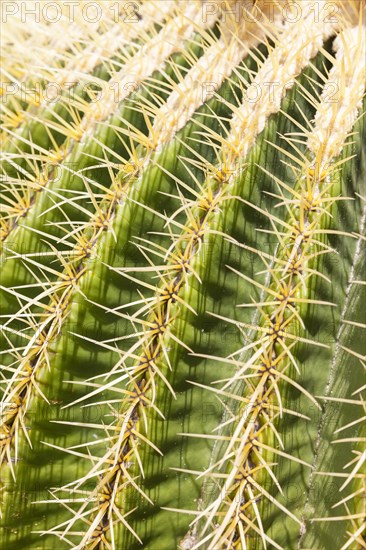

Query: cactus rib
[0,1,365,549]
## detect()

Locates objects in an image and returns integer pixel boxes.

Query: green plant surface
[0,1,365,549]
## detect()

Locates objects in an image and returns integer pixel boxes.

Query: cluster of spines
[308,194,365,550]
[175,20,365,549]
[24,5,284,545]
[0,1,275,545]
[0,1,139,130]
[0,5,193,474]
[0,0,245,475]
[39,5,364,548]
[0,0,179,242]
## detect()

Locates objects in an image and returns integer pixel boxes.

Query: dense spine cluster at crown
[0,1,189,241]
[0,1,365,549]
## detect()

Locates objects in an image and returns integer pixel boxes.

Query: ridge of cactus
[0,1,199,242]
[175,22,365,547]
[0,1,365,549]
[301,192,365,550]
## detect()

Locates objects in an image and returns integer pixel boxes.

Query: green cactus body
[0,1,365,549]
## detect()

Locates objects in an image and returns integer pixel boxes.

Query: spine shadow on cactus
[1,3,261,547]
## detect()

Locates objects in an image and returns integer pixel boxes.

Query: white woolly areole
[1,2,93,82]
[54,1,172,89]
[226,0,340,160]
[152,38,246,147]
[80,1,218,136]
[307,25,366,167]
[152,1,287,146]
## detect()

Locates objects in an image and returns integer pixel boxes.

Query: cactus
[0,1,365,549]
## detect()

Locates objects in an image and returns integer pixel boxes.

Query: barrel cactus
[0,1,365,548]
